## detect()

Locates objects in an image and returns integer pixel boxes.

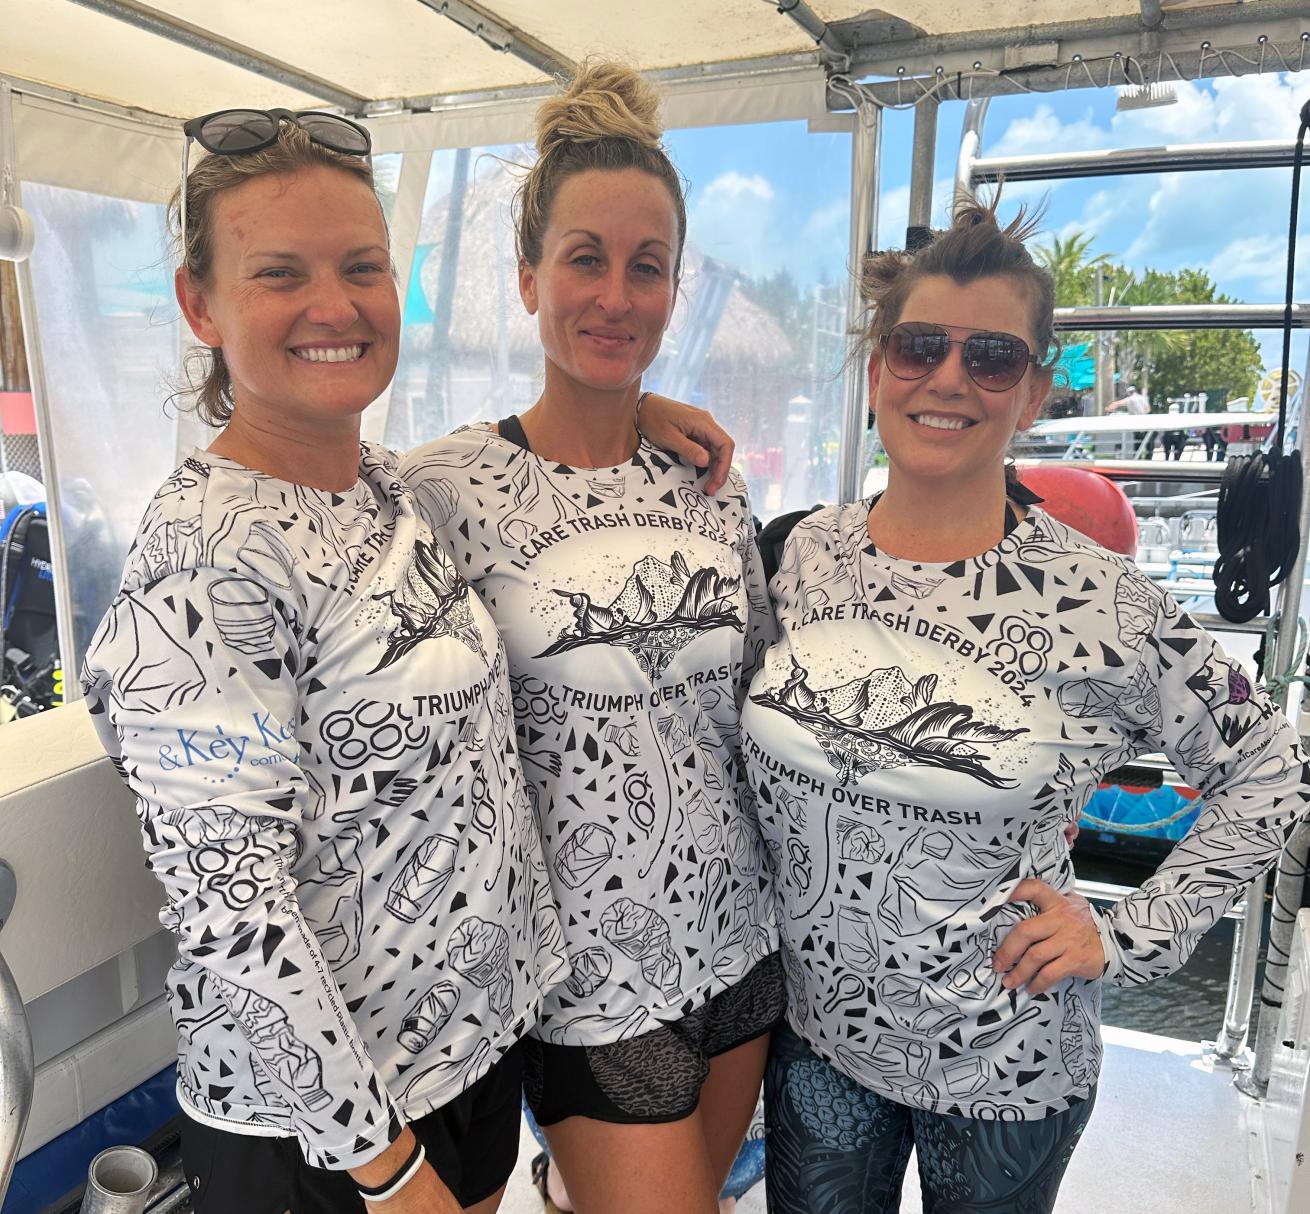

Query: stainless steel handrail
[1212,876,1265,1064]
[0,950,33,1206]
[972,140,1300,183]
[1078,878,1247,924]
[1055,303,1310,331]
[1019,459,1229,486]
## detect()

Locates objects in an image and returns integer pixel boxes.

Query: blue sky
[667,70,1310,376]
[77,69,1310,382]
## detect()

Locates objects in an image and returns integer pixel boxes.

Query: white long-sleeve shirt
[741,500,1310,1119]
[82,444,568,1168]
[402,428,778,1045]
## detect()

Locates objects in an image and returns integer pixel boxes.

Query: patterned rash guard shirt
[400,427,779,1046]
[81,444,568,1168]
[741,500,1310,1120]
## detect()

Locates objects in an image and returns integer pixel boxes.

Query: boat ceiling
[3,0,1284,122]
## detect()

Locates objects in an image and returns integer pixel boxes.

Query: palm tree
[1034,232,1112,308]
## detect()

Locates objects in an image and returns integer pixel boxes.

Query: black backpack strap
[758,506,823,584]
[497,415,532,452]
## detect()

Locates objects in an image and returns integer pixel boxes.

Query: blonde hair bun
[535,61,664,159]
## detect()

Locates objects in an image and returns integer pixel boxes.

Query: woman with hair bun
[80,107,738,1214]
[403,61,782,1214]
[741,194,1310,1211]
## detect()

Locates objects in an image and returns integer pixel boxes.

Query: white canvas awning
[3,1,1306,198]
[6,1,1297,121]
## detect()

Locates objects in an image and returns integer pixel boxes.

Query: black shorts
[523,953,785,1126]
[181,1043,522,1213]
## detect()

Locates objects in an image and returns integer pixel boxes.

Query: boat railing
[0,860,34,1207]
[940,98,1310,1088]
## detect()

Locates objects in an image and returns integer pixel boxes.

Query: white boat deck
[498,1024,1256,1214]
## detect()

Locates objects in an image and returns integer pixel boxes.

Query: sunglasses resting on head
[179,108,373,249]
[880,321,1043,393]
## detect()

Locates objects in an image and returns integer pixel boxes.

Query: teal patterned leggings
[765,1024,1095,1214]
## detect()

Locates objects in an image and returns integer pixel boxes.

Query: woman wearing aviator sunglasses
[80,108,733,1214]
[739,196,1310,1212]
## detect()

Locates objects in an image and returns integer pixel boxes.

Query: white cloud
[687,170,778,276]
[937,73,1309,374]
[1198,234,1310,305]
[874,179,960,250]
[989,102,1107,158]
[802,197,848,247]
[699,171,774,203]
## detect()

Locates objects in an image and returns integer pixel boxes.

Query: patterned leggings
[765,1024,1095,1214]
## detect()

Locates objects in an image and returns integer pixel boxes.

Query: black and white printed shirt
[402,427,778,1045]
[82,444,568,1168]
[741,500,1310,1119]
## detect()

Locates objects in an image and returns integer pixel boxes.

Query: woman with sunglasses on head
[80,110,730,1214]
[741,195,1310,1213]
[402,63,782,1214]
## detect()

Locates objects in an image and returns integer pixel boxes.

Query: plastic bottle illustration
[398,982,460,1053]
[211,977,331,1112]
[386,834,458,923]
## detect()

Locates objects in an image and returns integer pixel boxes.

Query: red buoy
[1017,464,1138,556]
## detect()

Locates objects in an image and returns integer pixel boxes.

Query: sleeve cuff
[1091,902,1127,985]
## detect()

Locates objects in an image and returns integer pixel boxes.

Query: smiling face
[175,164,399,432]
[869,274,1052,494]
[518,168,679,396]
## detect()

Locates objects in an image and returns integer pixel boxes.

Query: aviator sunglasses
[880,322,1042,393]
[179,108,372,252]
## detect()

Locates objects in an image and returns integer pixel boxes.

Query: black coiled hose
[1212,98,1310,624]
[1213,451,1302,623]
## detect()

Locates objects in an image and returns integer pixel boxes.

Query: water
[1074,853,1266,1043]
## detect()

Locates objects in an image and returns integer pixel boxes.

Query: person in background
[1108,382,1153,457]
[403,61,782,1214]
[742,195,1310,1213]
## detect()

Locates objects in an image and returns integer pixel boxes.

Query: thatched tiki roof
[409,156,795,373]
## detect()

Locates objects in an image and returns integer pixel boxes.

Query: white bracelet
[359,1142,426,1203]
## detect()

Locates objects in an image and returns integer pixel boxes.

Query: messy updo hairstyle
[515,61,687,277]
[859,192,1058,368]
[167,122,380,426]
[859,192,1058,498]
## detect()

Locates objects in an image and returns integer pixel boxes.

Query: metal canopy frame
[412,0,575,79]
[38,1,1310,122]
[65,0,370,112]
[833,0,1310,109]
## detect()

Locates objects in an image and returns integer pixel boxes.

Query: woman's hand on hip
[993,878,1105,996]
[635,394,736,493]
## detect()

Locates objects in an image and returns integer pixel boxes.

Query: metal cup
[81,1146,158,1214]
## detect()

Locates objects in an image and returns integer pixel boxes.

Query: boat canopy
[5,0,1304,199]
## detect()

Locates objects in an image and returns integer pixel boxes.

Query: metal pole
[769,0,851,69]
[65,0,368,112]
[1245,337,1310,1096]
[1211,878,1264,1063]
[359,148,432,447]
[955,98,990,197]
[1056,303,1310,331]
[0,950,33,1206]
[837,100,879,505]
[971,140,1302,183]
[1094,267,1108,417]
[907,95,939,244]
